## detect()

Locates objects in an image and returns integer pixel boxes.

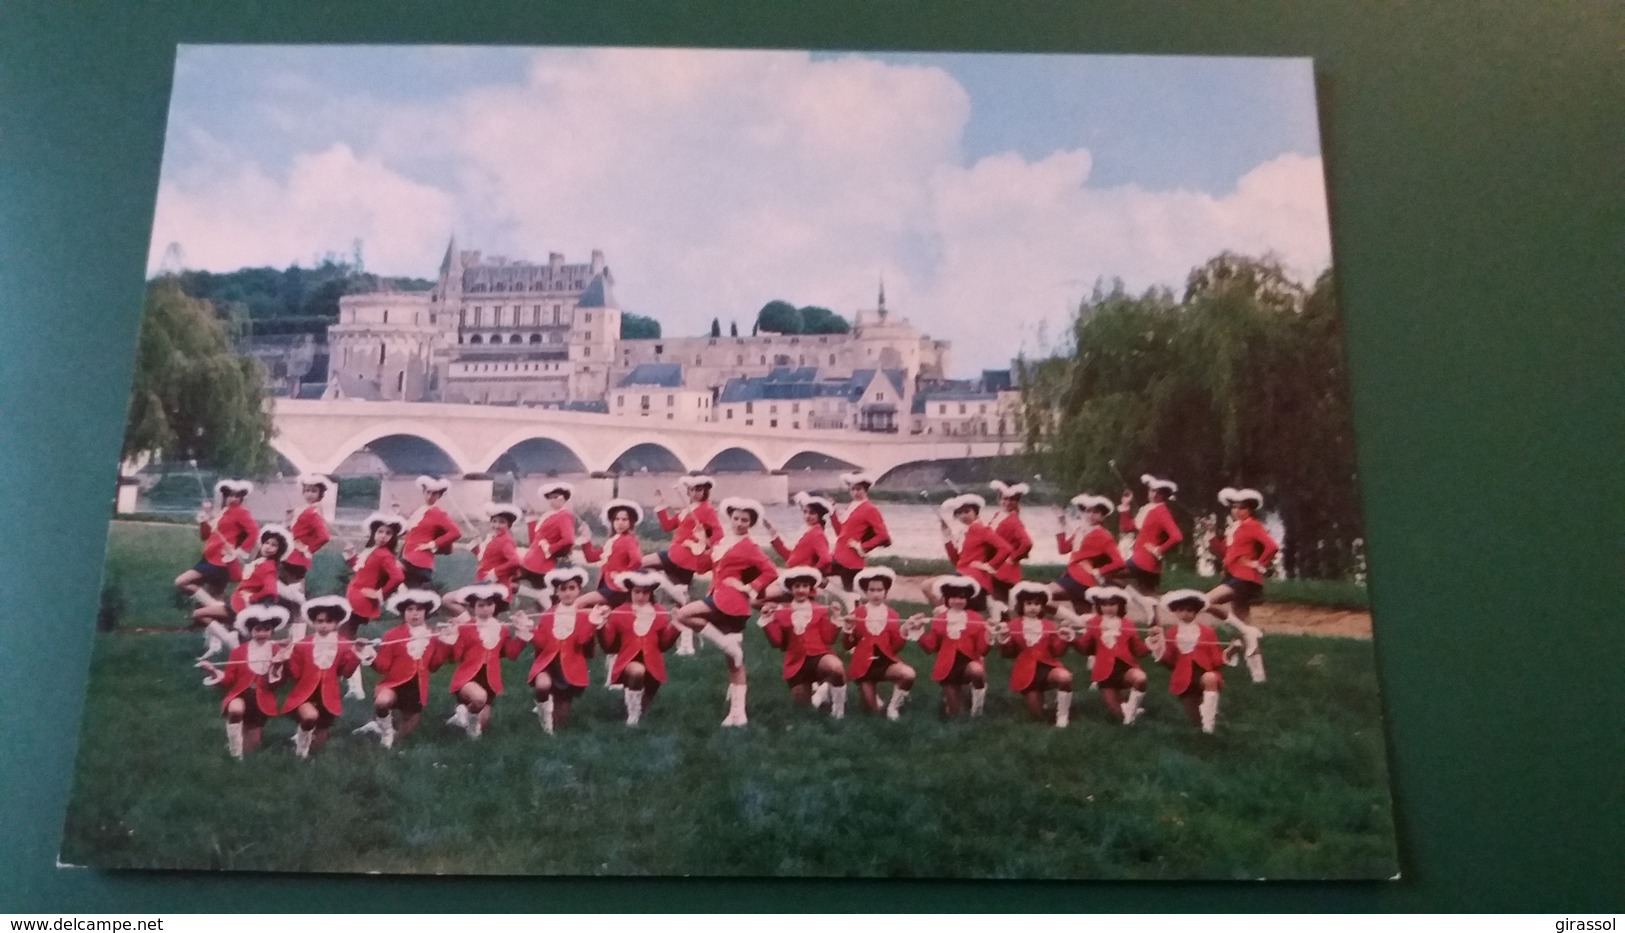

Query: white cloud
[149,48,1331,372]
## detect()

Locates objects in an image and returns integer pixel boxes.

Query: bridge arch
[700,444,771,474]
[477,426,593,475]
[779,449,862,472]
[605,440,688,474]
[318,421,476,476]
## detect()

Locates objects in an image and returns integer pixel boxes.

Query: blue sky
[150,46,1331,372]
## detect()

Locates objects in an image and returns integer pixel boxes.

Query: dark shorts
[833,564,860,591]
[458,668,499,697]
[856,654,901,682]
[786,654,829,686]
[1052,573,1090,603]
[938,653,981,684]
[701,596,750,634]
[403,563,434,588]
[966,591,989,614]
[391,679,425,714]
[537,658,586,699]
[231,699,271,726]
[1221,576,1265,604]
[519,568,549,589]
[1095,658,1140,688]
[278,563,309,584]
[990,579,1014,605]
[657,550,696,586]
[596,578,631,608]
[291,703,337,726]
[191,560,231,588]
[1124,560,1161,591]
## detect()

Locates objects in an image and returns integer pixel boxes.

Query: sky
[149,45,1332,374]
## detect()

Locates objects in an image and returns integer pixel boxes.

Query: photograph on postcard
[62,45,1397,878]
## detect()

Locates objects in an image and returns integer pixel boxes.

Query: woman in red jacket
[988,480,1034,606]
[282,473,334,588]
[195,604,290,759]
[1068,585,1152,726]
[578,498,644,611]
[518,480,578,601]
[353,588,449,749]
[674,497,779,727]
[464,503,523,598]
[191,524,292,658]
[829,471,892,594]
[399,475,463,589]
[514,567,600,733]
[935,493,1014,614]
[1205,487,1279,683]
[438,582,524,739]
[343,512,407,635]
[279,595,362,759]
[760,492,834,604]
[1117,474,1184,597]
[1048,493,1127,611]
[1148,589,1227,733]
[598,571,681,726]
[760,567,847,718]
[995,581,1075,726]
[841,566,916,719]
[641,474,722,589]
[916,576,991,718]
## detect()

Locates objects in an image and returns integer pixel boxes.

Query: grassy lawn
[63,521,1396,878]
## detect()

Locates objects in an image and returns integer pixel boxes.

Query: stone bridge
[270,398,1016,480]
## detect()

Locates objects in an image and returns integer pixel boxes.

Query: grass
[63,520,1397,878]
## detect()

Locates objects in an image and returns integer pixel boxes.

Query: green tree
[710,317,722,338]
[123,278,276,475]
[621,313,661,339]
[729,321,739,337]
[756,300,803,334]
[799,305,851,334]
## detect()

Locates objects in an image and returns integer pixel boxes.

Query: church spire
[878,274,887,320]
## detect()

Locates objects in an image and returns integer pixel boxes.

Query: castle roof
[716,366,907,404]
[576,270,617,308]
[618,363,684,388]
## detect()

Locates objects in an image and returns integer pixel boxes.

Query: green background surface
[0,0,1618,913]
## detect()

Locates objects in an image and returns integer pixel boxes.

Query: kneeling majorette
[1206,487,1279,683]
[513,567,599,734]
[518,480,578,604]
[760,567,847,718]
[196,603,290,759]
[828,471,892,594]
[915,575,991,718]
[1068,585,1151,725]
[467,503,523,595]
[577,498,644,612]
[674,497,779,727]
[935,492,1015,616]
[282,473,335,588]
[1116,474,1184,599]
[761,492,835,604]
[354,588,449,749]
[840,566,916,719]
[400,475,462,589]
[439,583,523,739]
[598,570,682,726]
[1050,494,1127,611]
[343,512,406,636]
[1148,589,1226,733]
[988,480,1034,606]
[279,596,362,759]
[191,523,293,659]
[995,581,1075,727]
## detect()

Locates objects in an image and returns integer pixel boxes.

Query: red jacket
[401,505,462,570]
[582,533,642,590]
[656,502,722,572]
[345,546,405,620]
[762,603,839,679]
[279,634,361,716]
[229,558,279,613]
[917,609,989,681]
[1119,502,1182,573]
[1213,517,1279,584]
[286,505,330,570]
[198,520,244,580]
[843,604,906,679]
[1057,524,1126,586]
[944,521,1014,593]
[1000,618,1070,691]
[991,510,1032,585]
[215,642,282,716]
[771,525,832,571]
[830,499,891,570]
[525,605,599,686]
[521,509,576,574]
[1156,622,1225,694]
[473,527,523,588]
[1072,613,1149,683]
[215,503,259,557]
[445,619,524,695]
[599,605,680,684]
[700,537,778,616]
[370,623,450,696]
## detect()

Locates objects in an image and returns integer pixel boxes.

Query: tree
[621,313,661,339]
[756,299,803,334]
[710,317,722,338]
[123,278,276,475]
[799,305,851,334]
[729,321,739,337]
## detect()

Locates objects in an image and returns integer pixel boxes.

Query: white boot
[606,654,623,690]
[352,717,382,737]
[293,727,313,759]
[287,621,308,642]
[1199,690,1220,733]
[378,714,396,749]
[466,710,483,739]
[1084,656,1098,690]
[200,620,238,658]
[447,703,470,729]
[675,627,697,656]
[225,720,244,759]
[516,584,549,607]
[828,682,847,720]
[345,668,365,699]
[721,683,748,726]
[1123,688,1145,725]
[809,681,830,709]
[200,631,223,661]
[699,624,744,665]
[1245,644,1267,683]
[886,686,909,721]
[191,588,223,607]
[538,697,556,734]
[624,688,643,726]
[1055,690,1071,728]
[970,685,987,717]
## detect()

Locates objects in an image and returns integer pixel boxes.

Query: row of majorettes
[199,560,1234,760]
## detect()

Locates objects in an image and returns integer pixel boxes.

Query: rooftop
[618,362,685,388]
